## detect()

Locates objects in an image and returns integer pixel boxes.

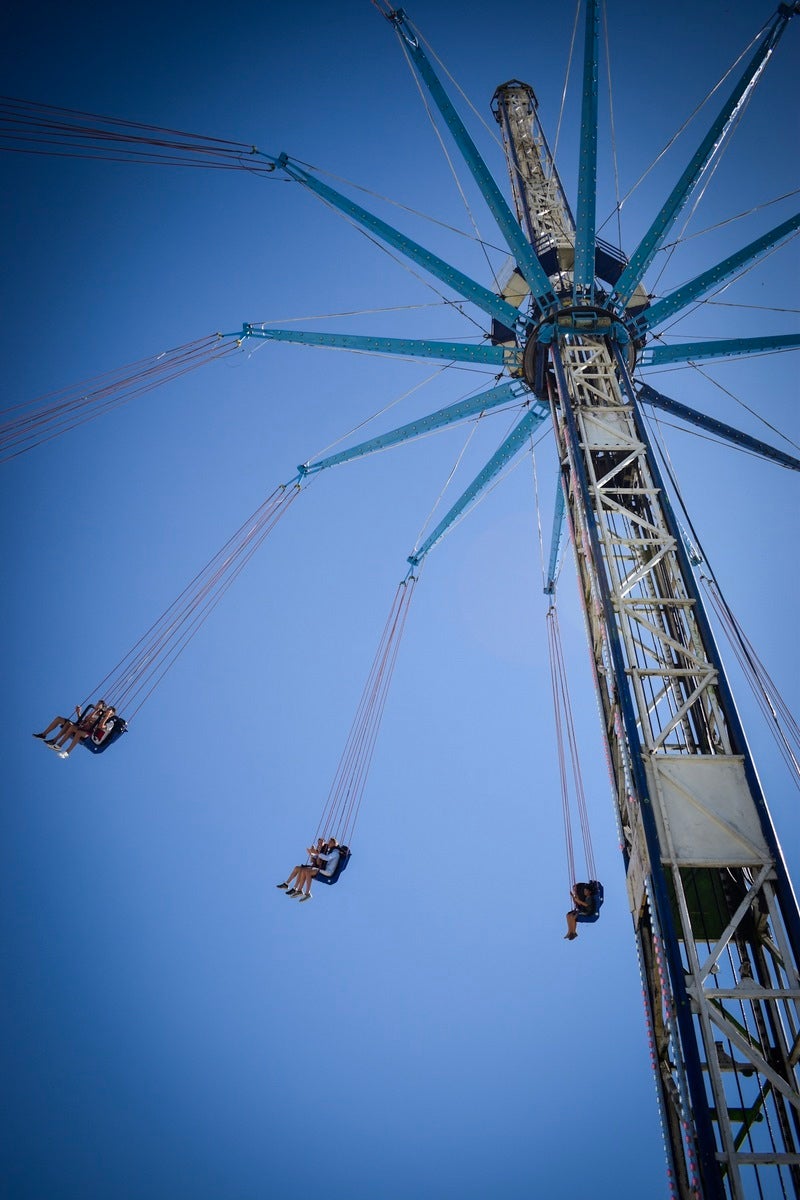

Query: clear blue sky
[1,2,798,1198]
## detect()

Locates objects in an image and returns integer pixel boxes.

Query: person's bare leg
[299,867,317,898]
[278,865,303,890]
[59,729,89,756]
[565,910,578,940]
[35,716,67,740]
[52,721,79,748]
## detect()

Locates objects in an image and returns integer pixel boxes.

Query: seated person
[34,701,108,751]
[277,838,341,902]
[55,705,117,757]
[565,880,603,940]
[34,702,114,759]
[276,838,324,896]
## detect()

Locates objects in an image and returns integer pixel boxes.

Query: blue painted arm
[408,402,549,565]
[612,6,796,308]
[302,381,531,475]
[573,0,599,303]
[633,213,800,336]
[243,325,519,368]
[386,10,556,316]
[263,153,525,331]
[637,383,800,471]
[639,332,800,367]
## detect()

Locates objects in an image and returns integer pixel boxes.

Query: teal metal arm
[545,480,567,594]
[243,325,519,368]
[573,0,600,304]
[387,10,557,316]
[301,380,531,475]
[408,401,549,565]
[263,153,524,331]
[612,5,796,309]
[639,332,800,366]
[637,382,800,471]
[632,212,800,336]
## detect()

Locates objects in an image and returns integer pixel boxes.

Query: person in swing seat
[276,838,341,902]
[57,705,118,756]
[565,880,602,940]
[34,701,115,758]
[34,701,109,755]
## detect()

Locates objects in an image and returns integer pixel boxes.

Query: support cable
[315,574,417,846]
[411,411,484,551]
[659,189,800,252]
[308,188,488,335]
[596,24,763,233]
[290,158,508,254]
[253,301,460,325]
[395,34,502,294]
[81,481,301,720]
[550,0,583,184]
[416,32,508,159]
[0,96,275,171]
[531,403,596,893]
[700,575,800,786]
[647,98,753,300]
[0,334,239,461]
[547,604,597,891]
[643,409,800,787]
[601,0,624,255]
[683,360,800,454]
[408,413,550,564]
[305,364,453,463]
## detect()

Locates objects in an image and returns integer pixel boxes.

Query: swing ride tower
[491,9,800,1200]
[241,7,800,1189]
[6,1,800,1195]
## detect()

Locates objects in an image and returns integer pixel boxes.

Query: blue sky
[2,2,798,1197]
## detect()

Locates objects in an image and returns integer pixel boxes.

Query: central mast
[493,9,800,1195]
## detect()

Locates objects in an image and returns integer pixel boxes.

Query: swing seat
[575,880,604,924]
[82,715,128,755]
[315,847,351,886]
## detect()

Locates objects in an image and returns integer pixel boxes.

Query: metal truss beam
[408,400,549,565]
[547,332,800,1198]
[632,213,800,336]
[637,383,800,471]
[611,6,796,309]
[639,332,800,367]
[491,81,576,288]
[387,10,557,315]
[243,325,520,369]
[545,479,566,595]
[263,153,525,331]
[300,380,530,475]
[573,0,600,304]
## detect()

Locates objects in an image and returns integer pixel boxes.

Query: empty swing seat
[82,715,128,755]
[315,847,351,886]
